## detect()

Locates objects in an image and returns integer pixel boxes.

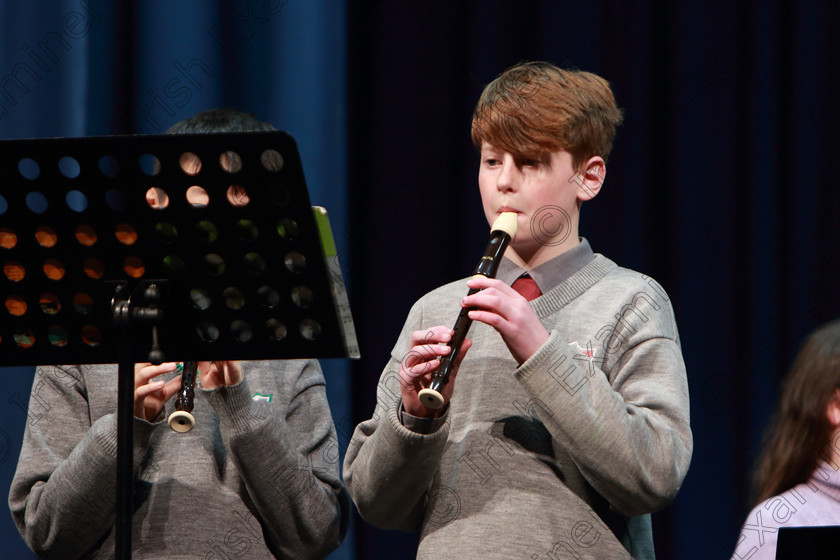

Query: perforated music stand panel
[0,131,354,365]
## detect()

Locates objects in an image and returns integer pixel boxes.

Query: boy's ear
[576,156,606,202]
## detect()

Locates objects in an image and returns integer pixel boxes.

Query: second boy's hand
[134,362,182,421]
[198,360,242,389]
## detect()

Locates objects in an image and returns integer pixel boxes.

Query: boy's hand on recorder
[462,276,549,365]
[198,360,242,389]
[134,362,182,421]
[399,326,472,418]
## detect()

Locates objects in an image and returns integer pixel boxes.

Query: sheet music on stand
[0,130,359,558]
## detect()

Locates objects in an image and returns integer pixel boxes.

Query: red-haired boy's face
[478,142,603,265]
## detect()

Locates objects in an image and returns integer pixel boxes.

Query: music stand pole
[112,282,165,559]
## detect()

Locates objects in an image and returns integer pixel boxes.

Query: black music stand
[0,131,358,559]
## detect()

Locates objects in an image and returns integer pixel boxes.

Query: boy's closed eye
[518,153,551,168]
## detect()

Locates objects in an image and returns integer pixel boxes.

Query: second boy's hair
[471,61,624,168]
[165,107,276,134]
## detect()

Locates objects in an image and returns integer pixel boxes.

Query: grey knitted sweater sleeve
[9,360,347,560]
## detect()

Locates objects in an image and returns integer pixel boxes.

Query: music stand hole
[40,293,60,315]
[180,152,201,176]
[98,155,120,177]
[73,293,94,315]
[105,189,128,211]
[261,149,284,171]
[4,261,25,282]
[58,156,81,179]
[44,259,66,280]
[257,286,280,309]
[204,254,225,275]
[139,153,160,176]
[154,222,178,243]
[35,227,58,248]
[123,257,145,278]
[81,325,101,346]
[47,326,69,347]
[226,185,250,207]
[299,318,321,341]
[26,192,48,214]
[243,252,266,275]
[13,327,35,348]
[231,320,252,342]
[75,225,97,246]
[223,287,245,310]
[236,219,258,241]
[18,158,40,180]
[190,288,212,310]
[221,151,242,173]
[284,251,306,273]
[0,228,16,249]
[266,319,287,341]
[277,219,298,240]
[195,221,218,243]
[66,190,88,212]
[187,186,209,207]
[163,255,186,275]
[197,321,220,342]
[146,187,169,209]
[291,286,314,308]
[270,186,291,207]
[6,295,27,316]
[35,226,58,248]
[82,257,103,279]
[115,224,138,245]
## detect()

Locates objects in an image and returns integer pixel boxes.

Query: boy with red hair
[345,62,692,559]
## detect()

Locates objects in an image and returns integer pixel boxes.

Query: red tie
[511,275,541,302]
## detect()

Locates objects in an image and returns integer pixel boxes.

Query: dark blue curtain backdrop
[0,1,838,560]
[0,1,352,559]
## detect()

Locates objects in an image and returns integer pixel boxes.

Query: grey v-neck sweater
[10,360,347,559]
